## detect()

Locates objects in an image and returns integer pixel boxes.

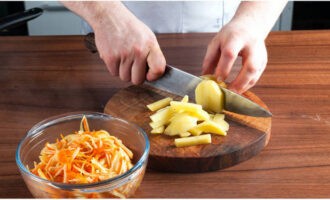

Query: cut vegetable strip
[174,134,212,147]
[147,97,173,111]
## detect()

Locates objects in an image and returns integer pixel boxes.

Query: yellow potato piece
[212,114,229,132]
[214,120,229,132]
[184,109,210,121]
[200,74,227,88]
[195,80,224,113]
[174,134,211,147]
[170,101,202,112]
[150,106,172,124]
[213,113,225,121]
[147,97,173,111]
[164,113,198,136]
[179,132,191,138]
[188,126,203,136]
[149,121,165,129]
[189,120,227,136]
[181,95,189,103]
[147,89,230,148]
[151,126,165,134]
[170,101,209,121]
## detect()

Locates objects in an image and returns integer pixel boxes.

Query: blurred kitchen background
[1,1,330,36]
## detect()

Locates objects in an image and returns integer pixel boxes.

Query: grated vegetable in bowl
[30,116,134,184]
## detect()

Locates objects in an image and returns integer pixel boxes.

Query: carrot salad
[30,116,134,184]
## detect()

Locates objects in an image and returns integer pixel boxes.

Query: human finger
[100,53,120,77]
[146,44,166,81]
[228,45,267,94]
[131,47,148,85]
[202,37,220,75]
[119,51,134,82]
[214,40,243,81]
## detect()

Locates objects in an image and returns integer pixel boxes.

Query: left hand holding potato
[202,20,267,94]
[202,1,288,94]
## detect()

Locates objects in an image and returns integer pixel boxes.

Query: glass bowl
[16,112,149,198]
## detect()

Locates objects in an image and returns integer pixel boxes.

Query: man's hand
[202,1,287,94]
[62,1,166,84]
[202,20,268,94]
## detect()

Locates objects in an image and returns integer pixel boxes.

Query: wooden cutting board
[104,85,271,173]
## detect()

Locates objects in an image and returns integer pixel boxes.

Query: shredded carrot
[30,116,134,184]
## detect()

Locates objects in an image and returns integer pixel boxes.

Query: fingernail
[217,76,223,82]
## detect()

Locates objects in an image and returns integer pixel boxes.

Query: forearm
[231,1,288,39]
[60,1,133,32]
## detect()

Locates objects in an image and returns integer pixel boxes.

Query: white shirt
[83,1,240,34]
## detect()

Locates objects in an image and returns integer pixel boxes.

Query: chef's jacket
[83,1,240,33]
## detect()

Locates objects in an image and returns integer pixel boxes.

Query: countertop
[0,30,329,198]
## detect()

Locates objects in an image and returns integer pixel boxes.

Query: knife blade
[145,65,272,117]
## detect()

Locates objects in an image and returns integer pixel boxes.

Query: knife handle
[84,32,154,73]
[84,32,98,53]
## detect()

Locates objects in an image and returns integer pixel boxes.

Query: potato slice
[170,101,202,112]
[189,120,227,136]
[150,106,172,124]
[213,113,225,121]
[181,95,189,103]
[184,109,210,121]
[214,120,229,132]
[179,132,191,138]
[174,134,211,147]
[201,74,227,88]
[170,101,209,121]
[151,126,165,134]
[147,97,173,111]
[195,80,224,113]
[212,114,229,132]
[164,113,198,136]
[149,121,165,129]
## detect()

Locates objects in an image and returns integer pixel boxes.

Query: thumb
[146,44,166,81]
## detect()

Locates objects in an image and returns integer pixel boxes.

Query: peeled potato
[201,74,227,88]
[212,114,229,132]
[179,132,191,138]
[170,101,210,121]
[174,134,211,147]
[181,95,189,103]
[150,106,172,124]
[189,120,227,136]
[213,113,225,120]
[149,121,164,129]
[146,81,230,148]
[170,101,203,112]
[195,80,224,113]
[164,113,198,136]
[151,126,165,134]
[147,97,173,111]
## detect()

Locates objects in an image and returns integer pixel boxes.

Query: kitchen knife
[0,8,43,32]
[84,33,272,117]
[145,65,272,117]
